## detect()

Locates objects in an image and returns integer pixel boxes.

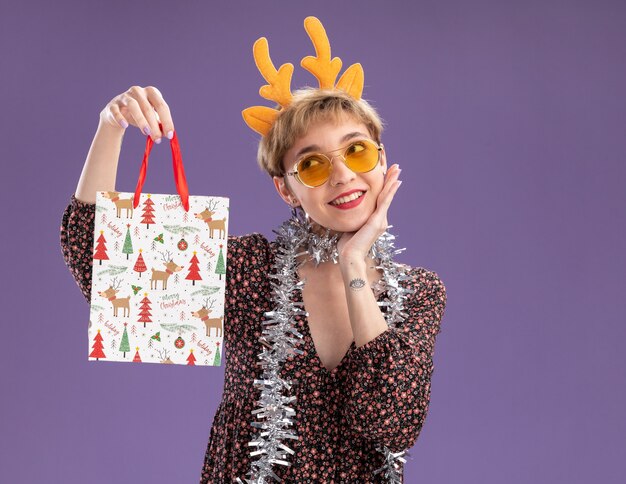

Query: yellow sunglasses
[285,139,384,188]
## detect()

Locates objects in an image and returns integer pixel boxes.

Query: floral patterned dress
[60,194,447,483]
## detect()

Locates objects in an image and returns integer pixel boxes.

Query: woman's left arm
[336,162,446,450]
[342,268,447,452]
[336,162,403,348]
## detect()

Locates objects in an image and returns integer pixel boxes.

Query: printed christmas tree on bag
[123,224,134,259]
[215,245,226,280]
[94,231,109,265]
[138,293,152,328]
[187,349,196,366]
[133,249,147,277]
[214,342,221,366]
[186,252,202,285]
[119,323,130,358]
[133,347,142,362]
[141,194,156,228]
[90,330,106,360]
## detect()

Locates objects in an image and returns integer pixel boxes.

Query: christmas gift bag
[88,126,229,366]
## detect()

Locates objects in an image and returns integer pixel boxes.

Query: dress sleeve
[342,267,447,452]
[60,194,97,303]
[224,232,272,302]
[223,233,272,341]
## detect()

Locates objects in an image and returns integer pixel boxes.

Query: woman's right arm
[60,86,175,301]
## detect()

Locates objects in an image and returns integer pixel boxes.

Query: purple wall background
[2,1,625,482]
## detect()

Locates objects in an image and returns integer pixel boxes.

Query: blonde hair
[256,87,385,178]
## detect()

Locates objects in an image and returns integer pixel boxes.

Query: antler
[300,16,342,89]
[254,38,293,107]
[241,106,280,137]
[160,250,173,263]
[206,198,219,212]
[301,16,364,99]
[156,349,170,360]
[242,16,366,136]
[202,298,210,309]
[336,63,364,100]
[242,37,294,136]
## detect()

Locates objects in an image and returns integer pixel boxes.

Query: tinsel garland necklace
[236,207,415,483]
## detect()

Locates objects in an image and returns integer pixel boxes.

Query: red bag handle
[133,123,190,211]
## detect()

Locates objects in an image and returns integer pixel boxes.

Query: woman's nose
[328,156,356,186]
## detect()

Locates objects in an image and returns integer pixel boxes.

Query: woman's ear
[273,175,299,207]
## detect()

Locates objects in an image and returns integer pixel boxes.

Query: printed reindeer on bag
[195,199,227,238]
[156,349,174,364]
[191,298,224,337]
[102,191,134,218]
[98,277,131,317]
[150,250,184,290]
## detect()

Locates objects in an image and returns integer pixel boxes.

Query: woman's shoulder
[227,232,272,251]
[400,264,446,299]
[399,264,447,336]
[225,233,276,290]
[227,232,276,264]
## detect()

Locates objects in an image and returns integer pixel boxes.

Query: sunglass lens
[345,141,379,172]
[298,154,331,187]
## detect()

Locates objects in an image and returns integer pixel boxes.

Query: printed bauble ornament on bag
[163,224,201,252]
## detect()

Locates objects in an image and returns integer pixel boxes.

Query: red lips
[328,189,366,204]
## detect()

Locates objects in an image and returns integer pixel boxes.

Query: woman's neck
[308,218,343,239]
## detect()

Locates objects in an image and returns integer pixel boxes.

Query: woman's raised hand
[74,86,176,203]
[99,85,175,144]
[336,163,403,265]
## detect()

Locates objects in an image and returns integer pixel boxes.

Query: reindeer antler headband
[242,16,365,137]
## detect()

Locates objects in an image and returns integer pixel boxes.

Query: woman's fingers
[100,85,174,144]
[121,94,156,140]
[108,103,128,129]
[145,86,175,140]
[384,163,401,187]
[369,164,401,232]
[126,86,162,141]
[378,164,402,210]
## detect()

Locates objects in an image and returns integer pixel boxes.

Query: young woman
[60,17,447,484]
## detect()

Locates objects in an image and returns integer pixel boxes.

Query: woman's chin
[303,203,374,235]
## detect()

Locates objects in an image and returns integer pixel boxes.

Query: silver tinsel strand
[373,445,410,483]
[237,208,415,483]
